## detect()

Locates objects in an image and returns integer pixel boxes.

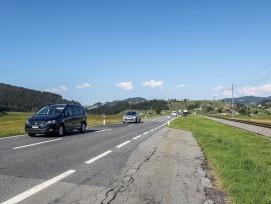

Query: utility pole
[232,84,234,118]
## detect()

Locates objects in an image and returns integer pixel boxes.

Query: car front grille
[27,128,46,134]
[30,121,44,126]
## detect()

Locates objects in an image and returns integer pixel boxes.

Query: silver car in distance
[123,111,141,123]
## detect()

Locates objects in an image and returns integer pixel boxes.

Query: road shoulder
[101,127,226,204]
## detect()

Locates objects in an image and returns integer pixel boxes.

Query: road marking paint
[116,141,131,148]
[128,124,135,127]
[0,134,27,140]
[85,150,112,164]
[150,129,154,132]
[143,132,149,135]
[1,170,75,204]
[133,135,142,140]
[13,138,63,150]
[96,129,112,133]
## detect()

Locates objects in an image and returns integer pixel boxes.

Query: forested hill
[0,83,80,112]
[88,99,169,115]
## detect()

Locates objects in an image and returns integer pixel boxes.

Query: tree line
[0,83,80,112]
[88,99,169,115]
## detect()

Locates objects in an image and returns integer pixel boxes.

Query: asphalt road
[0,116,171,204]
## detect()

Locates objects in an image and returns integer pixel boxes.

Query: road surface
[0,116,225,204]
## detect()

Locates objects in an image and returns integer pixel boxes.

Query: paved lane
[0,116,173,203]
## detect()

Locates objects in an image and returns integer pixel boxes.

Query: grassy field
[211,114,271,125]
[170,115,271,204]
[0,112,34,138]
[0,112,124,138]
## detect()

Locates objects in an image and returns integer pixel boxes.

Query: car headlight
[44,120,56,125]
[25,120,30,125]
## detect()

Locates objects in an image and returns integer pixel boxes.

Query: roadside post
[103,115,105,125]
[168,116,170,125]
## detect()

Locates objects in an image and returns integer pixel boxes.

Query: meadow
[170,115,271,204]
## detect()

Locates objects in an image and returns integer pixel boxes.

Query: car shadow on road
[31,129,101,138]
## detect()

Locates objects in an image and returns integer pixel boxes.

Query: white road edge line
[143,132,149,135]
[13,138,63,150]
[1,170,75,204]
[85,150,112,164]
[150,129,154,132]
[133,135,142,140]
[116,141,131,148]
[0,134,27,140]
[96,129,112,133]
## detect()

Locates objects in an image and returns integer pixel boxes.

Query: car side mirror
[65,112,70,117]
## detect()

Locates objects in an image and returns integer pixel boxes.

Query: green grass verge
[170,115,271,204]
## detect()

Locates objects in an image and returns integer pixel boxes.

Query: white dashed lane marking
[85,150,112,164]
[1,170,75,204]
[116,141,131,148]
[133,135,142,140]
[143,132,149,135]
[13,138,63,150]
[96,129,112,133]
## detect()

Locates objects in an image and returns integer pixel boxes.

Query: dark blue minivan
[25,104,87,137]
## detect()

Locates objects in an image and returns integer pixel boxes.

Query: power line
[234,64,271,89]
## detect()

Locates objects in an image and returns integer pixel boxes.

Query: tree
[156,106,162,115]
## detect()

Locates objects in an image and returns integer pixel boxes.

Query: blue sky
[1,0,271,105]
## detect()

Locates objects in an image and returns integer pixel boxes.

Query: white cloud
[175,84,187,88]
[45,85,68,93]
[115,82,134,90]
[240,84,271,96]
[223,89,232,97]
[212,86,225,90]
[143,80,164,88]
[75,83,90,89]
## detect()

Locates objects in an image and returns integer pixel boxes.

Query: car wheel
[57,125,65,136]
[28,133,35,137]
[79,122,86,133]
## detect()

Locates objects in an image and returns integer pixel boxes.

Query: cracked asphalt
[0,116,226,204]
[100,128,226,204]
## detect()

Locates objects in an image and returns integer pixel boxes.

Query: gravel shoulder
[101,127,226,204]
[202,116,271,138]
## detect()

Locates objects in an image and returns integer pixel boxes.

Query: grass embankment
[170,115,271,204]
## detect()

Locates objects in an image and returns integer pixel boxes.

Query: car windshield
[36,106,65,115]
[126,112,136,115]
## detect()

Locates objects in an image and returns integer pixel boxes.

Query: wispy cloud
[45,85,68,93]
[115,82,133,90]
[143,80,164,88]
[240,84,271,96]
[75,83,90,89]
[212,86,225,90]
[175,84,187,88]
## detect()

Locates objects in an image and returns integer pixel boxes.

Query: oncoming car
[123,111,141,123]
[25,104,87,137]
[171,111,178,117]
